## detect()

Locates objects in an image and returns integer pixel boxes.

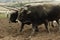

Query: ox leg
[28,24,39,39]
[56,20,60,26]
[56,19,60,32]
[35,27,39,32]
[44,20,50,33]
[35,26,39,32]
[30,24,37,36]
[51,21,54,28]
[20,23,24,32]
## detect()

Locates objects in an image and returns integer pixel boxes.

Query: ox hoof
[24,36,31,40]
[52,25,55,28]
[20,29,22,32]
[35,29,39,32]
[46,31,50,33]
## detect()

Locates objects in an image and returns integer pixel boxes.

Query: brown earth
[0,18,60,40]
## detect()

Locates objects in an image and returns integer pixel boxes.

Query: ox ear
[27,11,31,14]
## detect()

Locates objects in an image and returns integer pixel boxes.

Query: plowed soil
[0,18,60,40]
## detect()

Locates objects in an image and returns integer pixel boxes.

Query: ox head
[9,7,31,24]
[9,10,18,23]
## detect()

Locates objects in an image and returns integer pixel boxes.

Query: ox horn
[27,11,31,14]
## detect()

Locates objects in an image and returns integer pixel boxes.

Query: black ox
[9,5,60,34]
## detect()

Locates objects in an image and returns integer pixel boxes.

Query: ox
[9,5,60,36]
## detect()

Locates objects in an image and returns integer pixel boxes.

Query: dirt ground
[0,18,60,40]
